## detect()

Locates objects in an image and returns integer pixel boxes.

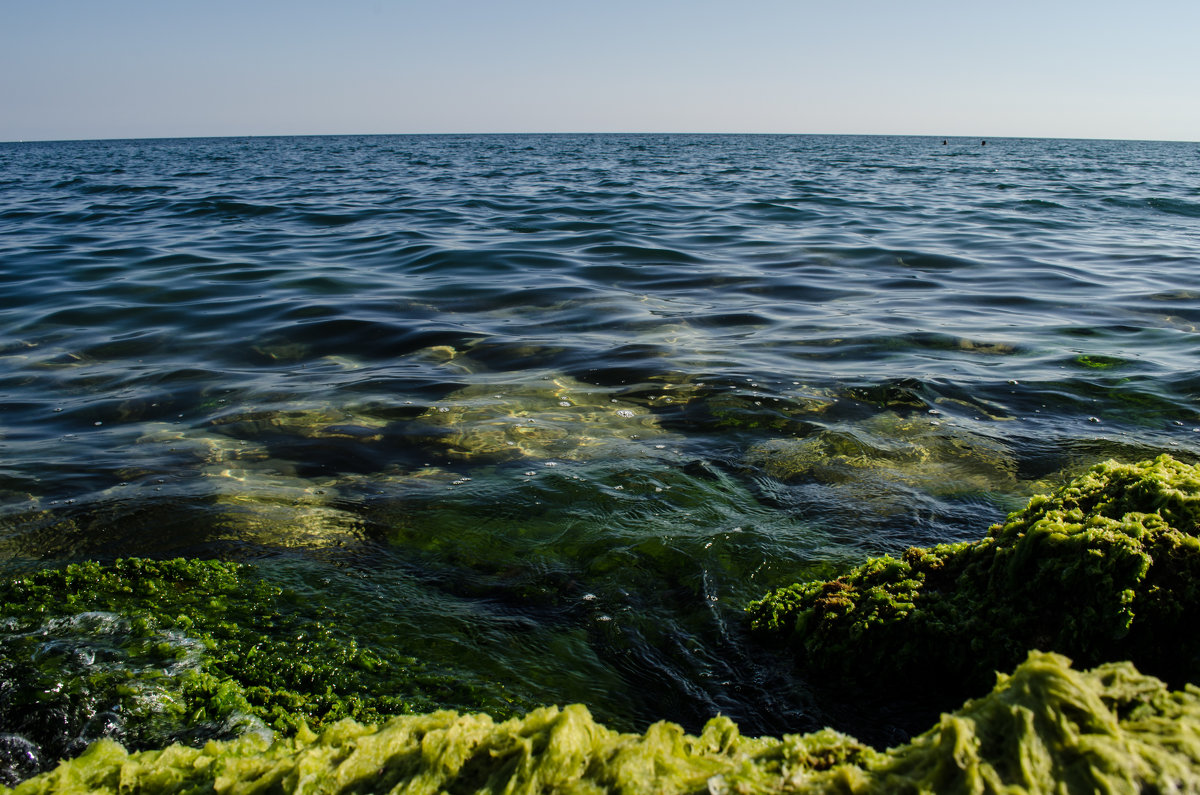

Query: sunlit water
[1,134,1198,759]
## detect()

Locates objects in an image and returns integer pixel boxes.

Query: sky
[2,0,1197,142]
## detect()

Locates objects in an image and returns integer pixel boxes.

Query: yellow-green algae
[7,651,1200,794]
[747,454,1200,695]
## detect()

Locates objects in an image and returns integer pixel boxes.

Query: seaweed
[747,454,1200,696]
[7,652,1200,794]
[0,558,517,774]
[9,456,1200,790]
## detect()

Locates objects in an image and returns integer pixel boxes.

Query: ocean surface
[1,133,1199,756]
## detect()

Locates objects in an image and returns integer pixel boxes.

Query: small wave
[734,200,824,222]
[809,332,1024,360]
[298,210,371,227]
[1018,199,1066,209]
[403,247,571,275]
[1104,196,1200,218]
[810,245,983,272]
[79,184,174,195]
[581,244,706,265]
[138,252,220,268]
[170,196,285,219]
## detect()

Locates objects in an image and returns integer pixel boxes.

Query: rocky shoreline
[4,455,1200,793]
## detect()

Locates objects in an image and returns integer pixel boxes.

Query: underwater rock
[412,374,675,462]
[705,386,838,433]
[743,411,1037,511]
[7,651,1200,794]
[134,423,272,466]
[207,404,391,443]
[198,465,365,551]
[747,454,1200,695]
[0,462,363,558]
[134,421,372,552]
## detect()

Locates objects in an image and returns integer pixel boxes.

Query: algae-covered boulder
[866,650,1200,794]
[7,652,1200,794]
[743,411,1039,512]
[411,375,674,462]
[747,454,1200,695]
[0,558,516,777]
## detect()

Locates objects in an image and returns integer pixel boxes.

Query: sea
[1,133,1198,758]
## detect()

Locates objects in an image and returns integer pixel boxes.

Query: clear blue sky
[3,0,1196,142]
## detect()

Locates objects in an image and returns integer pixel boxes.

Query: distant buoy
[981,140,986,146]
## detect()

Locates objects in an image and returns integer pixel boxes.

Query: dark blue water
[2,134,1199,742]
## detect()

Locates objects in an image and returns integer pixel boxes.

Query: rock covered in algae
[747,454,1200,694]
[868,651,1200,793]
[412,375,674,462]
[206,403,391,444]
[197,465,366,551]
[743,411,1039,510]
[0,558,519,776]
[7,652,1200,794]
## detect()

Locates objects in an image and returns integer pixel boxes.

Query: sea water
[1,133,1198,754]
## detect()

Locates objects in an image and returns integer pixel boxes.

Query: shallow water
[1,133,1198,751]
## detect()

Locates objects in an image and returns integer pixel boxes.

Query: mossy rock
[0,558,517,776]
[412,375,673,462]
[704,386,837,433]
[748,454,1200,696]
[0,465,363,558]
[744,412,1039,511]
[866,650,1200,793]
[207,404,390,443]
[8,652,1200,794]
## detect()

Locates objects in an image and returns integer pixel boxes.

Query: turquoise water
[1,134,1198,766]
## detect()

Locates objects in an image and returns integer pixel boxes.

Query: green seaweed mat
[7,652,1200,794]
[748,454,1200,695]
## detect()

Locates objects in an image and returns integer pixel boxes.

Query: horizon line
[4,131,1198,146]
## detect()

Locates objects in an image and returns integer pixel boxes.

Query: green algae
[1072,354,1128,370]
[8,459,1200,790]
[363,456,837,730]
[7,651,1200,794]
[743,411,1040,513]
[0,706,861,795]
[0,558,518,767]
[747,454,1200,696]
[410,374,675,462]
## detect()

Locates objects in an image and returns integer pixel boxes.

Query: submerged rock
[744,411,1039,510]
[748,454,1200,695]
[412,375,674,462]
[206,404,391,443]
[198,465,365,551]
[7,652,1200,794]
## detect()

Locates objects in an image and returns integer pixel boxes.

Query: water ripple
[2,133,1199,749]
